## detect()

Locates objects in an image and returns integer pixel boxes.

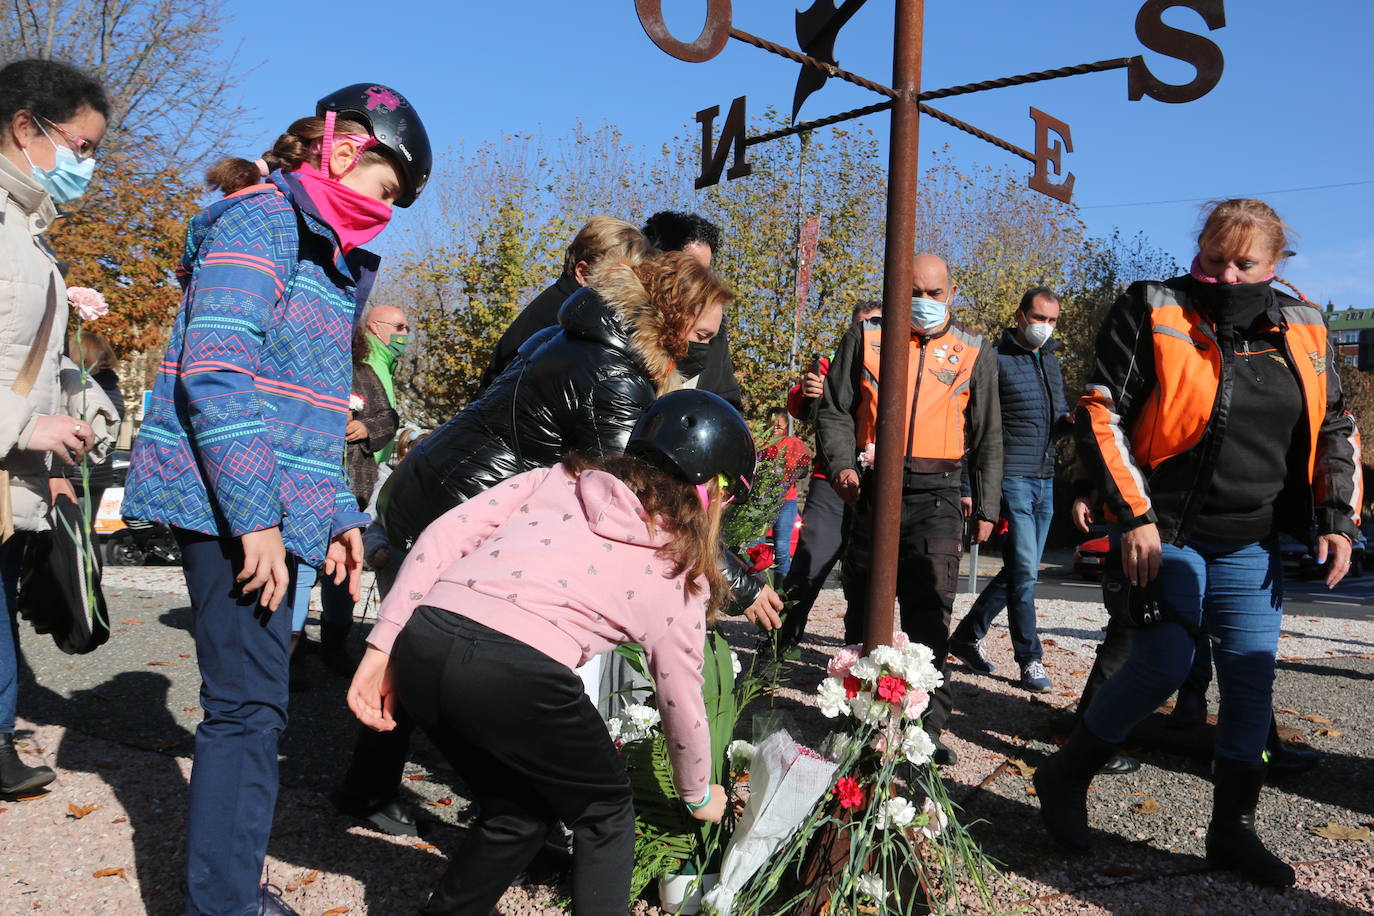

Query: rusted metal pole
[863,0,924,655]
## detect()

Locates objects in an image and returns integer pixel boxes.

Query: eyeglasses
[38,116,98,162]
[374,319,410,333]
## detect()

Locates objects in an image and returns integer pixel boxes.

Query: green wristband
[685,786,712,810]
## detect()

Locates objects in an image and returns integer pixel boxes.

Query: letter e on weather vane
[1029,107,1074,204]
[635,0,733,63]
[1128,0,1226,103]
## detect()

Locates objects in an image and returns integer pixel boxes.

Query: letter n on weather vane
[696,97,752,190]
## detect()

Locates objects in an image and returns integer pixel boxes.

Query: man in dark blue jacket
[950,287,1068,692]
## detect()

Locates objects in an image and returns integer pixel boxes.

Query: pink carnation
[903,688,930,719]
[827,645,863,679]
[67,287,108,321]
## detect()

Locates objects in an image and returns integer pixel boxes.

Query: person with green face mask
[360,305,408,464]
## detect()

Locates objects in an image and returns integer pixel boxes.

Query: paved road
[1023,565,1374,621]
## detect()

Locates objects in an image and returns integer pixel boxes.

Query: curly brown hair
[560,452,728,622]
[628,250,734,361]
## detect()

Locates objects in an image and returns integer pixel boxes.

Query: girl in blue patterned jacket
[123,84,432,916]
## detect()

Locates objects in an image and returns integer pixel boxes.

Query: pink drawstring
[321,110,337,178]
[695,482,711,509]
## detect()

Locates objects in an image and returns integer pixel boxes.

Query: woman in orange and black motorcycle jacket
[1034,199,1362,888]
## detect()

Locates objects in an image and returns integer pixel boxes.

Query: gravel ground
[1,568,1370,914]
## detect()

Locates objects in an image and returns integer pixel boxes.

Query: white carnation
[625,703,660,730]
[613,703,661,742]
[850,657,881,682]
[727,739,756,766]
[606,717,623,742]
[731,650,742,678]
[817,677,850,718]
[881,796,917,830]
[856,874,885,902]
[868,645,901,670]
[900,725,936,765]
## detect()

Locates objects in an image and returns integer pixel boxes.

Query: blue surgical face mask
[910,296,948,334]
[23,126,96,204]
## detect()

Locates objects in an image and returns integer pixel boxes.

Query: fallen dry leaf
[1057,690,1077,697]
[1309,822,1370,841]
[322,909,351,916]
[1008,758,1037,778]
[92,867,127,880]
[1314,727,1343,737]
[414,842,437,851]
[111,817,127,824]
[302,869,320,886]
[1130,797,1162,815]
[428,797,453,807]
[1069,669,1088,676]
[119,619,143,626]
[145,661,172,667]
[404,773,426,781]
[183,707,199,713]
[1024,785,1038,796]
[1300,714,1335,725]
[1276,707,1298,715]
[179,653,192,658]
[67,802,98,819]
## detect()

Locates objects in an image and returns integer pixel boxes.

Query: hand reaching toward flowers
[348,647,398,731]
[345,419,369,442]
[743,584,783,630]
[686,783,727,823]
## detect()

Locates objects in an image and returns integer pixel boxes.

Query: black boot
[1166,687,1208,729]
[1205,757,1296,887]
[1,733,56,796]
[1265,716,1318,779]
[319,621,355,678]
[1033,726,1121,853]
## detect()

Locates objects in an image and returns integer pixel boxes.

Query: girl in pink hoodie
[347,391,755,915]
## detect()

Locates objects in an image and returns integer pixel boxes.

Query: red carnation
[745,543,775,572]
[842,674,862,699]
[876,675,908,703]
[834,776,865,810]
[761,444,780,460]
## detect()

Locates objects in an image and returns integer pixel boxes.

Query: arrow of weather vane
[634,0,1228,202]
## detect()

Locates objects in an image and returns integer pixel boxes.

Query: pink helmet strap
[321,110,337,178]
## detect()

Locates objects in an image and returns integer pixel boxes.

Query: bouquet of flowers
[720,439,808,558]
[711,635,1001,915]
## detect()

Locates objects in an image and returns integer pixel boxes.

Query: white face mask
[910,296,948,334]
[1020,321,1054,349]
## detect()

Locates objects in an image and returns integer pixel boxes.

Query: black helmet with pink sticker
[316,83,431,207]
[627,390,756,503]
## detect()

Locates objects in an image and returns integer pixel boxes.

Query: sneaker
[949,639,995,674]
[1020,660,1053,693]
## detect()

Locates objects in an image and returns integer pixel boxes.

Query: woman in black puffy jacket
[329,252,779,834]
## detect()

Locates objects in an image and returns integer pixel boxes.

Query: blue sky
[222,0,1372,306]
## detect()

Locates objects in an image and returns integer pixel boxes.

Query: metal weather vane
[634,0,1228,652]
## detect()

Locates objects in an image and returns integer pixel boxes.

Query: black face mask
[1190,277,1275,336]
[677,340,712,378]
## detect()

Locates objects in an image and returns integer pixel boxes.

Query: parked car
[94,450,181,566]
[1073,525,1112,580]
[1279,529,1366,579]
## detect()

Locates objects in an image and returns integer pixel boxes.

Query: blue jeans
[0,538,22,734]
[287,563,355,632]
[176,530,298,915]
[772,498,800,578]
[952,475,1054,664]
[1083,537,1282,764]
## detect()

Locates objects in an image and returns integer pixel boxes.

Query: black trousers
[841,477,963,735]
[777,477,848,647]
[393,607,636,916]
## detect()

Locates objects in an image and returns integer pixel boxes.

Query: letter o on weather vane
[635,0,733,63]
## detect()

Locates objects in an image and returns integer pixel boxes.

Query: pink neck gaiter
[293,162,392,254]
[1190,255,1274,284]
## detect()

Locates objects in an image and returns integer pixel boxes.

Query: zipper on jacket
[1174,321,1234,543]
[904,335,930,460]
[1036,351,1055,476]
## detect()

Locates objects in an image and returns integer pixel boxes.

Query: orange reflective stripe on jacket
[1084,286,1336,519]
[854,320,983,464]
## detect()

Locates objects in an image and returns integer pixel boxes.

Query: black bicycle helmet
[316,83,431,207]
[626,390,756,502]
